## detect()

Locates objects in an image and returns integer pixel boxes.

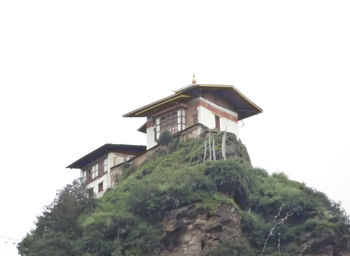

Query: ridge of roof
[123,84,262,119]
[67,143,146,169]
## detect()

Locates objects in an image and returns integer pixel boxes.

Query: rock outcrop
[160,204,242,256]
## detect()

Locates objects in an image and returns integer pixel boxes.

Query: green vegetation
[158,130,173,147]
[17,180,97,256]
[18,133,350,256]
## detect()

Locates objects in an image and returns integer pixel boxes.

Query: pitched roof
[67,144,146,169]
[123,84,262,120]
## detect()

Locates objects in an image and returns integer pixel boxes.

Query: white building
[67,144,145,197]
[68,79,262,197]
[124,81,262,149]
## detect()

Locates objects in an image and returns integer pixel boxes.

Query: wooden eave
[123,93,192,117]
[123,84,263,120]
[67,144,146,169]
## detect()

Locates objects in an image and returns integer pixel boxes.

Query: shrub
[212,239,255,256]
[158,130,173,146]
[17,179,96,255]
[18,135,350,256]
[241,211,270,248]
[204,160,253,208]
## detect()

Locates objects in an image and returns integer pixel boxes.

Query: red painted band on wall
[196,99,238,123]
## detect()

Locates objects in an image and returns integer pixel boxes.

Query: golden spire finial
[192,73,197,85]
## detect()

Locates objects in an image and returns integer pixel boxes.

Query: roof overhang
[123,93,191,118]
[123,84,262,120]
[67,144,146,169]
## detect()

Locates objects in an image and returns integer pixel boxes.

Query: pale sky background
[1,1,350,255]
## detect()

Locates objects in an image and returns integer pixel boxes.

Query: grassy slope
[18,132,350,256]
[78,133,350,255]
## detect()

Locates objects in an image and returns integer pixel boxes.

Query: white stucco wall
[197,105,215,129]
[83,152,134,198]
[86,174,108,198]
[110,153,133,168]
[107,153,115,189]
[197,97,238,136]
[219,116,238,135]
[147,126,157,149]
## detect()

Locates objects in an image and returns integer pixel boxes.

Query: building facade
[67,144,145,197]
[124,83,262,149]
[67,80,262,196]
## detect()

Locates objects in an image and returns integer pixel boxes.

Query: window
[98,159,106,176]
[155,118,160,140]
[91,164,98,179]
[87,169,92,181]
[82,170,87,181]
[103,159,108,173]
[177,109,186,131]
[155,108,186,140]
[215,115,220,130]
[98,182,104,193]
[193,113,198,124]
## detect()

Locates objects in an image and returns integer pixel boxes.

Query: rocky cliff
[158,201,350,256]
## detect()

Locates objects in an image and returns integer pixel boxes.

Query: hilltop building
[67,77,262,197]
[124,76,262,149]
[67,144,145,197]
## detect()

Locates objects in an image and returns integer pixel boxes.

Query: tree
[17,179,96,255]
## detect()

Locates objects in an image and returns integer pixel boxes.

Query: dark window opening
[87,170,92,181]
[98,182,104,193]
[193,113,198,124]
[215,115,220,130]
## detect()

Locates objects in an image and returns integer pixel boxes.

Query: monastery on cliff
[67,76,262,197]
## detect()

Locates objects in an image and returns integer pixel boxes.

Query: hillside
[18,132,350,256]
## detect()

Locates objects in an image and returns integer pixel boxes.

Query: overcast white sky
[1,0,350,254]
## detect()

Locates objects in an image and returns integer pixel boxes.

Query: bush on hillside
[18,134,350,256]
[17,179,96,256]
[158,130,173,146]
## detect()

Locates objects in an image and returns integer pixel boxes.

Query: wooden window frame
[154,107,186,140]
